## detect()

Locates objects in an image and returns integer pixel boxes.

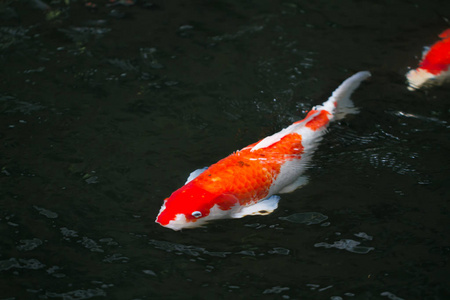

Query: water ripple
[390,110,447,125]
[148,239,231,257]
[46,266,66,278]
[263,286,290,294]
[1,95,45,115]
[34,206,58,219]
[364,150,417,176]
[148,239,291,258]
[78,237,104,253]
[103,253,129,263]
[0,26,30,49]
[60,227,79,239]
[314,239,374,254]
[354,232,373,240]
[268,247,290,255]
[211,25,264,42]
[0,258,45,271]
[17,238,43,251]
[381,291,405,300]
[45,288,106,300]
[58,27,111,43]
[279,212,328,225]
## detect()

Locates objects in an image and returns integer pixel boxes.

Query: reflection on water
[391,110,447,125]
[1,95,45,115]
[17,238,43,251]
[59,27,112,43]
[1,0,450,299]
[279,211,328,225]
[34,206,58,219]
[0,258,45,272]
[148,238,292,258]
[149,239,232,258]
[365,149,417,176]
[380,291,405,300]
[314,238,374,254]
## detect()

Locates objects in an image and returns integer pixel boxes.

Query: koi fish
[156,71,371,231]
[406,29,450,91]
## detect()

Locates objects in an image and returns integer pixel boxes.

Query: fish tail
[323,71,371,120]
[251,71,371,151]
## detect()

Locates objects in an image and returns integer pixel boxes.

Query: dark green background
[1,0,449,299]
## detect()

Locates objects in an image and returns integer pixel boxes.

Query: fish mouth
[156,213,204,231]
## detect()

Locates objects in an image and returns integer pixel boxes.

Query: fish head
[155,182,239,231]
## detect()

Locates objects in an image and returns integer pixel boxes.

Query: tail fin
[250,71,370,152]
[321,71,371,120]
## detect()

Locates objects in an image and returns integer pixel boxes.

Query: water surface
[1,0,450,299]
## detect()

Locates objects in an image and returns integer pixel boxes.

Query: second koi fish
[156,71,371,231]
[406,29,450,90]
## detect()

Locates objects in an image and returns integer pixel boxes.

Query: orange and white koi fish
[406,29,450,91]
[156,71,371,231]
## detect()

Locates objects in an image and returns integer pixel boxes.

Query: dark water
[1,0,450,299]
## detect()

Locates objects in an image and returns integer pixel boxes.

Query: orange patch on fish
[420,34,450,75]
[406,29,450,90]
[302,110,332,130]
[156,133,303,226]
[194,133,304,206]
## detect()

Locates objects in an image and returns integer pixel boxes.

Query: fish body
[156,71,371,231]
[406,29,450,90]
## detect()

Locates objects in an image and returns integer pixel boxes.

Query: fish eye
[191,211,202,218]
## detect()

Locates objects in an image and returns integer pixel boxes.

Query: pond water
[1,0,449,299]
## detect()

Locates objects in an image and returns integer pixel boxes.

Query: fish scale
[193,132,304,205]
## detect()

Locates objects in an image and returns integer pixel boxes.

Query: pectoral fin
[231,195,280,219]
[185,167,208,184]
